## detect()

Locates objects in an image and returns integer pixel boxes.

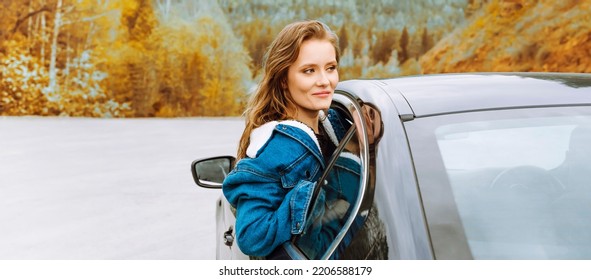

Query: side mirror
[191,156,235,189]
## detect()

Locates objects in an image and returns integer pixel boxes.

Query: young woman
[222,20,353,259]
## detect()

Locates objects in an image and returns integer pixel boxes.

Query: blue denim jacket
[222,109,349,257]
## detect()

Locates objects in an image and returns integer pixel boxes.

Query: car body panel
[376,73,591,118]
[335,82,434,259]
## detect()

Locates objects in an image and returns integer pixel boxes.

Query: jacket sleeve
[222,163,316,257]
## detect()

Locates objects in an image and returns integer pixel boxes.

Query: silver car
[192,72,591,259]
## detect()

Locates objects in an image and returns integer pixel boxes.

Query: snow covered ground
[0,117,244,260]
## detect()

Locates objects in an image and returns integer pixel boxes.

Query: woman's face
[286,38,338,117]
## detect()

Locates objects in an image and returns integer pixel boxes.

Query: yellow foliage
[0,43,53,115]
[193,16,251,116]
[102,12,252,117]
[120,0,156,42]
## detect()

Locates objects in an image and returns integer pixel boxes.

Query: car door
[215,195,249,259]
[285,91,386,259]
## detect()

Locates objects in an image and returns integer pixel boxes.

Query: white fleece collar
[246,121,279,158]
[246,111,339,158]
[319,110,339,146]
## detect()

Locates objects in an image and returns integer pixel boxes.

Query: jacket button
[296,222,300,228]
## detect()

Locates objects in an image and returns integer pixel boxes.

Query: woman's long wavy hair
[236,20,340,160]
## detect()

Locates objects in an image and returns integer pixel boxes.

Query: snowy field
[0,117,244,260]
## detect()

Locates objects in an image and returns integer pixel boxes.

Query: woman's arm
[223,169,316,256]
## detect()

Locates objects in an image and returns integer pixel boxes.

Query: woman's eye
[327,65,337,71]
[303,68,314,74]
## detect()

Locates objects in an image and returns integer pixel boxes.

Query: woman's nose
[316,71,330,86]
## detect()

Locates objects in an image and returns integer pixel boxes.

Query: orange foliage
[420,0,591,74]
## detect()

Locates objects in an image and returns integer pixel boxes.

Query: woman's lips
[313,91,332,97]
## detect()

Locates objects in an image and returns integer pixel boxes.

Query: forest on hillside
[1,0,589,118]
[420,0,591,73]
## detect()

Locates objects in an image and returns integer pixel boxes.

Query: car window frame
[288,90,374,259]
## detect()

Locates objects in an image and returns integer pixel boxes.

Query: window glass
[411,107,591,259]
[294,105,362,259]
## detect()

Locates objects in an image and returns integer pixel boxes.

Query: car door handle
[223,227,234,247]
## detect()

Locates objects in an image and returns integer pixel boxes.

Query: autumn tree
[0,1,53,115]
[371,29,399,64]
[195,16,251,116]
[105,0,252,117]
[338,25,348,54]
[234,18,283,78]
[1,0,129,117]
[420,27,434,56]
[398,27,409,64]
[119,0,157,117]
[0,40,53,115]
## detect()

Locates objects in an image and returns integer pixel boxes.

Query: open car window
[291,92,384,259]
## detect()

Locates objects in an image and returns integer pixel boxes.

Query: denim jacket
[222,109,350,257]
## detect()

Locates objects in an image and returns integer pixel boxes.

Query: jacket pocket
[280,154,320,189]
[289,179,317,234]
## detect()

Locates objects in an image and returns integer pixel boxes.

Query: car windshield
[407,106,591,259]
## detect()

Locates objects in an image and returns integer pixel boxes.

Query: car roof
[338,72,591,119]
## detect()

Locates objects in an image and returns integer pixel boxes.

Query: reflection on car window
[433,112,591,259]
[295,107,362,260]
[195,158,231,184]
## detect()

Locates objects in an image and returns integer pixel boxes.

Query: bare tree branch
[61,10,118,26]
[11,5,52,34]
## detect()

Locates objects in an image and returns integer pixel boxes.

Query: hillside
[420,0,591,73]
[218,0,470,79]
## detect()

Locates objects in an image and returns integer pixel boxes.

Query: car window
[293,103,362,259]
[408,106,591,259]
